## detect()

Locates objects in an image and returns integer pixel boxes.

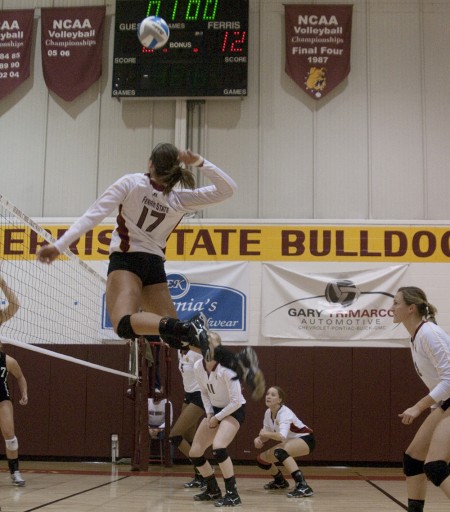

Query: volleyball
[325,280,360,307]
[137,16,170,50]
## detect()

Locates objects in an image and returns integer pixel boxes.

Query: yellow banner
[2,224,450,262]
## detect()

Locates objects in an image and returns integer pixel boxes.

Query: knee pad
[117,315,137,340]
[424,460,450,487]
[403,453,425,477]
[274,448,290,464]
[169,435,183,448]
[213,448,229,464]
[190,455,207,468]
[256,455,271,470]
[5,436,18,451]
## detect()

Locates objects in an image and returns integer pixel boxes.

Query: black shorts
[441,397,450,411]
[300,434,316,453]
[184,391,205,410]
[213,405,245,426]
[108,252,167,286]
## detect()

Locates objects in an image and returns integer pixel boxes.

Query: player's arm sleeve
[173,159,238,212]
[53,175,132,253]
[424,334,450,403]
[214,373,242,422]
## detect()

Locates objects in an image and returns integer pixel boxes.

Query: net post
[162,344,172,467]
[131,337,149,471]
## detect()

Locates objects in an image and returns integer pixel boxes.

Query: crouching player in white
[254,386,315,498]
[189,333,246,507]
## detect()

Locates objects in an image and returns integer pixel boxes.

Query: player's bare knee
[424,460,450,486]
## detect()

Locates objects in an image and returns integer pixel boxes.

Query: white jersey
[411,321,450,404]
[53,160,237,259]
[194,358,246,422]
[148,398,173,429]
[263,405,313,440]
[178,349,203,393]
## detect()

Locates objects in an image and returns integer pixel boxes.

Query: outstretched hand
[37,245,60,264]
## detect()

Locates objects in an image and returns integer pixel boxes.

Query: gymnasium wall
[1,0,450,221]
[0,0,447,465]
[6,343,428,464]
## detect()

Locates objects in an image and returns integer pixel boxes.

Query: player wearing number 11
[36,144,263,397]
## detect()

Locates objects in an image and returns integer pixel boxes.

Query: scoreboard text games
[113,0,248,98]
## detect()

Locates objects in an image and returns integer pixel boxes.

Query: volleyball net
[0,194,137,380]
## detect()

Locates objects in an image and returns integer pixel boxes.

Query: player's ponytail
[150,143,195,193]
[398,286,438,324]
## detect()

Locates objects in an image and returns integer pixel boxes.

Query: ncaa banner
[41,6,106,101]
[262,264,409,340]
[0,10,34,101]
[284,4,352,100]
[99,261,249,342]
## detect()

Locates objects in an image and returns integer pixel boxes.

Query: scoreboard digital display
[112,0,249,98]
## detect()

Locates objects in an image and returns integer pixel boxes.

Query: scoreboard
[112,0,249,98]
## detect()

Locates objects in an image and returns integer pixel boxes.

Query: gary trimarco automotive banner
[262,264,409,340]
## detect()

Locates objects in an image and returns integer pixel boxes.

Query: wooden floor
[0,461,448,512]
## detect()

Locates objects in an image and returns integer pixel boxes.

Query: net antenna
[0,194,137,381]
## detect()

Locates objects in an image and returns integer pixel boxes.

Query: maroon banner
[41,6,105,102]
[0,10,33,101]
[284,4,353,100]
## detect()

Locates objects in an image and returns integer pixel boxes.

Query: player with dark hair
[254,385,315,498]
[391,287,450,511]
[0,276,28,486]
[36,144,264,398]
[189,332,246,507]
[168,348,206,488]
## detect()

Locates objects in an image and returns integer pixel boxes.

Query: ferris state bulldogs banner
[41,6,105,102]
[0,10,34,101]
[261,263,409,340]
[284,4,353,100]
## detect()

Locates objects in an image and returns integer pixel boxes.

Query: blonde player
[189,333,246,507]
[0,276,28,486]
[391,287,450,512]
[254,386,315,498]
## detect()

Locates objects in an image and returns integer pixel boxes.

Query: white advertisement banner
[165,261,249,342]
[262,263,409,340]
[95,260,249,342]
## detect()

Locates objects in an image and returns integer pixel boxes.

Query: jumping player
[0,276,28,486]
[254,386,315,498]
[391,287,450,511]
[36,144,264,398]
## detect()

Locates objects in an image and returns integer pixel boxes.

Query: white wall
[1,1,450,347]
[1,0,449,221]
